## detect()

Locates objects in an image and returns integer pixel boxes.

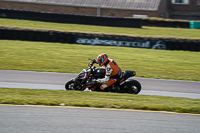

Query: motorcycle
[65,60,141,94]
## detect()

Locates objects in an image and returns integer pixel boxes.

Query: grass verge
[0,40,200,81]
[1,88,200,114]
[0,18,200,39]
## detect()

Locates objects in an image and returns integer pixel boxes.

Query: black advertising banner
[0,28,199,51]
[75,34,167,50]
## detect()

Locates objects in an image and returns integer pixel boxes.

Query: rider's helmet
[97,53,109,66]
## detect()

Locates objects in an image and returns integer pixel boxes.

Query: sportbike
[65,60,141,94]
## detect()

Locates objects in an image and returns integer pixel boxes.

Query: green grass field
[1,18,200,39]
[0,40,200,81]
[1,88,200,114]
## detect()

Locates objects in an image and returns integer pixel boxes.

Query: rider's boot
[104,86,112,92]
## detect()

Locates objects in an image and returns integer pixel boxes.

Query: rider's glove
[88,59,97,67]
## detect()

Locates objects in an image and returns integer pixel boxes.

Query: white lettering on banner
[152,41,166,50]
[76,38,166,49]
[76,38,151,48]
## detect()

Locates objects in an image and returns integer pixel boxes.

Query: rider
[89,53,122,91]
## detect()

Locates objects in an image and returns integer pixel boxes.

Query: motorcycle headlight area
[78,69,87,79]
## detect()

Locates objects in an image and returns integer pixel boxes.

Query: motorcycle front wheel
[123,79,141,94]
[65,80,83,91]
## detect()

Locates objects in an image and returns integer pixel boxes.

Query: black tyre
[65,80,82,91]
[123,79,141,94]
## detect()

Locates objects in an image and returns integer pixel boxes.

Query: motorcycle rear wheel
[123,79,141,94]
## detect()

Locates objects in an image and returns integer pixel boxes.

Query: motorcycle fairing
[78,69,88,79]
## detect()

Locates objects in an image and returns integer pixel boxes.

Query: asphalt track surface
[1,105,200,133]
[0,70,200,99]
